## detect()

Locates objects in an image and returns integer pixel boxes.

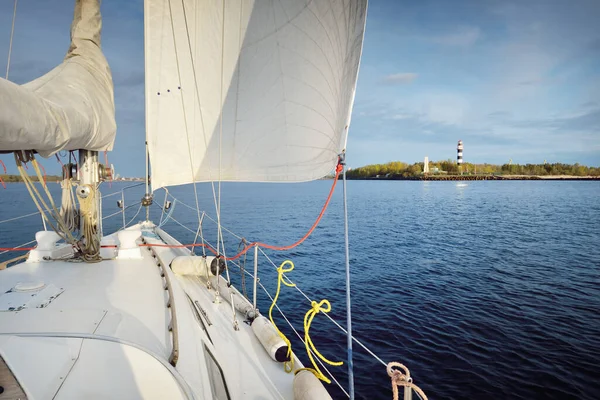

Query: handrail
[141,236,179,367]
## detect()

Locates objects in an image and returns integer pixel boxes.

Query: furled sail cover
[145,0,367,188]
[0,0,116,157]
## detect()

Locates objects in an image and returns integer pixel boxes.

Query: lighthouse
[457,140,463,173]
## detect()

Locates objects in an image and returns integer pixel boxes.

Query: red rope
[55,153,68,177]
[0,159,6,189]
[38,162,47,185]
[1,160,344,260]
[139,158,344,261]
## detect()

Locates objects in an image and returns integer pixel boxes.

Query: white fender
[293,370,332,400]
[171,256,211,276]
[251,316,289,362]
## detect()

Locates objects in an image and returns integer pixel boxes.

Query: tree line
[345,160,600,179]
[0,174,62,183]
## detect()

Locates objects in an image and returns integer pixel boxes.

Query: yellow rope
[268,260,343,381]
[296,299,344,384]
[14,152,78,246]
[268,260,296,373]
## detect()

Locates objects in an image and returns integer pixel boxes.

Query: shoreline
[347,175,600,181]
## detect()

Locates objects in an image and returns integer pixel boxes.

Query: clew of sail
[145,0,367,189]
[0,0,116,157]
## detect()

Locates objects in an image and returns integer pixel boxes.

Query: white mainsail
[0,0,116,157]
[145,0,367,189]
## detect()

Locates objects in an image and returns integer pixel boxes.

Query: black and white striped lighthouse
[457,140,463,165]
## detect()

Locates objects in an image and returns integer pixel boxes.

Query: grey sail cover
[0,0,116,157]
[145,0,368,189]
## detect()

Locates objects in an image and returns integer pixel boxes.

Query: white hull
[0,223,306,399]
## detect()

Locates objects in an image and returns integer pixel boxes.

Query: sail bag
[0,0,116,157]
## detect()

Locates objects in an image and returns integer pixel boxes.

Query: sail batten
[146,0,367,189]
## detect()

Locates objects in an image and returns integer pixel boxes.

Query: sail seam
[177,0,221,256]
[167,0,205,257]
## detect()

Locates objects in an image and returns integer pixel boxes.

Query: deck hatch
[0,283,64,312]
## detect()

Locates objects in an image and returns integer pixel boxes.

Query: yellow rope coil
[296,299,344,384]
[268,260,297,373]
[269,260,343,381]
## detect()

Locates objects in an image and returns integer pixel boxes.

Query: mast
[142,140,153,221]
[142,0,152,220]
[76,150,102,261]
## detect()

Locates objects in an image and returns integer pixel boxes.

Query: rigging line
[163,158,342,261]
[203,212,244,241]
[119,202,143,230]
[158,200,177,228]
[176,0,221,265]
[5,0,17,79]
[341,154,355,399]
[15,156,72,244]
[222,159,343,261]
[101,182,146,199]
[0,211,41,225]
[177,0,220,210]
[216,0,238,330]
[157,196,244,243]
[198,212,207,257]
[0,246,35,252]
[167,0,204,245]
[102,210,123,221]
[152,204,218,255]
[0,240,36,256]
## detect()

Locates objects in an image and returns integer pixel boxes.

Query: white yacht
[0,1,427,399]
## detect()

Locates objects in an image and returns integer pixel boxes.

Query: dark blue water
[1,180,599,399]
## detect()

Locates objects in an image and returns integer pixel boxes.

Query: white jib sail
[0,0,116,157]
[145,0,368,189]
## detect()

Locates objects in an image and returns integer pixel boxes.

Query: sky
[0,0,599,176]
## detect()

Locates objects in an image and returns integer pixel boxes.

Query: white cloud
[391,113,412,120]
[432,26,481,47]
[382,72,418,84]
